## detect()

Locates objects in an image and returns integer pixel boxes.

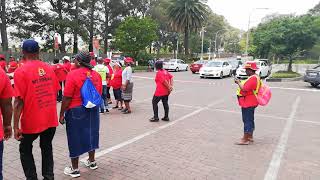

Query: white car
[236,60,271,79]
[199,61,232,78]
[163,59,189,72]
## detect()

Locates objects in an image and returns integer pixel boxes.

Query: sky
[208,0,319,30]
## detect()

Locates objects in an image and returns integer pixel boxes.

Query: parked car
[199,60,232,79]
[304,65,320,87]
[163,59,189,72]
[190,60,208,74]
[228,60,243,76]
[236,60,271,79]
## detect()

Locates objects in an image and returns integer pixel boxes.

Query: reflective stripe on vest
[236,75,261,97]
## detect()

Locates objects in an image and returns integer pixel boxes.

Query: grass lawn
[271,71,301,78]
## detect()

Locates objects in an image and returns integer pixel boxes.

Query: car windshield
[206,61,222,67]
[195,60,205,64]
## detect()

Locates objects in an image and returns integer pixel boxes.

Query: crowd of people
[0,38,262,180]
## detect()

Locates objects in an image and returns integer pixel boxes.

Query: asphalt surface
[3,71,320,180]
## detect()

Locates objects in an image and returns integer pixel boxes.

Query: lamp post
[200,27,206,60]
[214,29,225,59]
[245,8,269,55]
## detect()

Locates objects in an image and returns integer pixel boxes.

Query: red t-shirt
[154,70,173,97]
[70,63,77,71]
[0,61,6,71]
[64,67,102,109]
[106,64,113,87]
[111,69,122,89]
[7,61,18,73]
[14,60,60,134]
[90,59,97,66]
[63,62,72,72]
[238,75,259,108]
[52,64,68,82]
[0,69,14,140]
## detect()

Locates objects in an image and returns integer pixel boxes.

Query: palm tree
[168,0,208,55]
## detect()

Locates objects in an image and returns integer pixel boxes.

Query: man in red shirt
[150,61,173,122]
[0,68,14,180]
[63,56,71,72]
[0,55,6,72]
[52,58,68,102]
[13,40,60,180]
[235,61,259,145]
[89,52,97,66]
[104,58,113,104]
[7,57,18,73]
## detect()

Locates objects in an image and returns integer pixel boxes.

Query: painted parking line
[133,75,216,85]
[264,97,301,180]
[80,99,225,162]
[133,90,185,104]
[270,86,320,92]
[296,120,320,126]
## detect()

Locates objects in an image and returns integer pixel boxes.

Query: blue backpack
[81,77,102,108]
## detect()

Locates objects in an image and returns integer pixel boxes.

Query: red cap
[104,58,111,63]
[0,54,5,59]
[124,57,134,63]
[244,62,259,71]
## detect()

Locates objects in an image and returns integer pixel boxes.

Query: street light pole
[245,8,269,55]
[201,27,205,60]
[208,40,212,61]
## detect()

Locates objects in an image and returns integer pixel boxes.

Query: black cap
[74,52,93,69]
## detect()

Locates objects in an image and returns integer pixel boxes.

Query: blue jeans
[241,107,256,134]
[0,140,3,180]
[100,85,108,112]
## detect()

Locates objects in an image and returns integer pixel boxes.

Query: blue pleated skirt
[65,106,100,158]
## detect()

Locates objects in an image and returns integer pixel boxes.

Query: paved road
[3,71,320,180]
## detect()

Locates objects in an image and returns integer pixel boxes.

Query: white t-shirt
[122,66,133,85]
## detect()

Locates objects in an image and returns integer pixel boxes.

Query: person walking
[104,58,113,105]
[93,57,109,113]
[59,52,102,178]
[111,63,123,110]
[0,68,14,180]
[149,61,173,122]
[52,58,68,102]
[121,58,134,114]
[13,40,60,180]
[234,62,260,145]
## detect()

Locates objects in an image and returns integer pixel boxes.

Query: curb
[266,76,303,82]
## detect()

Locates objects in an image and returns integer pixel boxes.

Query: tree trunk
[89,0,95,52]
[0,0,8,51]
[73,0,79,54]
[184,26,189,55]
[57,0,65,52]
[103,0,109,54]
[287,56,293,72]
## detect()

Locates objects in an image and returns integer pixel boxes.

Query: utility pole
[208,40,212,61]
[201,27,205,60]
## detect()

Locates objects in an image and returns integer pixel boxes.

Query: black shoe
[149,117,159,122]
[100,110,105,114]
[122,110,131,114]
[162,117,170,121]
[105,109,110,113]
[121,108,128,113]
[112,106,119,109]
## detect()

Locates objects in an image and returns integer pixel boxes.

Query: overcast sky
[208,0,319,30]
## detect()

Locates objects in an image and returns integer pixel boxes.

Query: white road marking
[133,90,185,104]
[133,75,216,85]
[270,86,320,92]
[264,97,301,180]
[172,104,201,109]
[296,120,320,126]
[80,99,225,162]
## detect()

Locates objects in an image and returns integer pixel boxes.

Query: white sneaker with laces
[83,159,98,170]
[64,166,80,178]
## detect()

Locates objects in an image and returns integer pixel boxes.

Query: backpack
[81,75,102,109]
[254,79,272,106]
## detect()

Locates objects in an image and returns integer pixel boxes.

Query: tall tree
[168,0,209,55]
[0,0,8,51]
[72,0,79,53]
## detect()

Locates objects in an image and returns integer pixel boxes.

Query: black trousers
[152,95,169,119]
[57,82,63,101]
[19,127,56,180]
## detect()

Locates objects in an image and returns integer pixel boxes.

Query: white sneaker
[64,166,80,178]
[83,159,98,170]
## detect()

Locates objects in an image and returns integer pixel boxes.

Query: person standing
[52,58,68,102]
[89,52,97,67]
[234,62,260,145]
[0,68,14,180]
[7,57,18,73]
[0,55,6,72]
[59,52,102,178]
[121,58,134,114]
[13,40,60,180]
[149,61,173,122]
[111,63,123,110]
[63,56,72,72]
[104,58,113,105]
[93,58,109,113]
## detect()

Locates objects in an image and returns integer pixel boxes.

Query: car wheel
[175,67,179,72]
[200,76,204,79]
[220,72,223,79]
[192,71,196,74]
[185,67,188,71]
[311,83,319,88]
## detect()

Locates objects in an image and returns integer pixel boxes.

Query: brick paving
[3,72,320,180]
